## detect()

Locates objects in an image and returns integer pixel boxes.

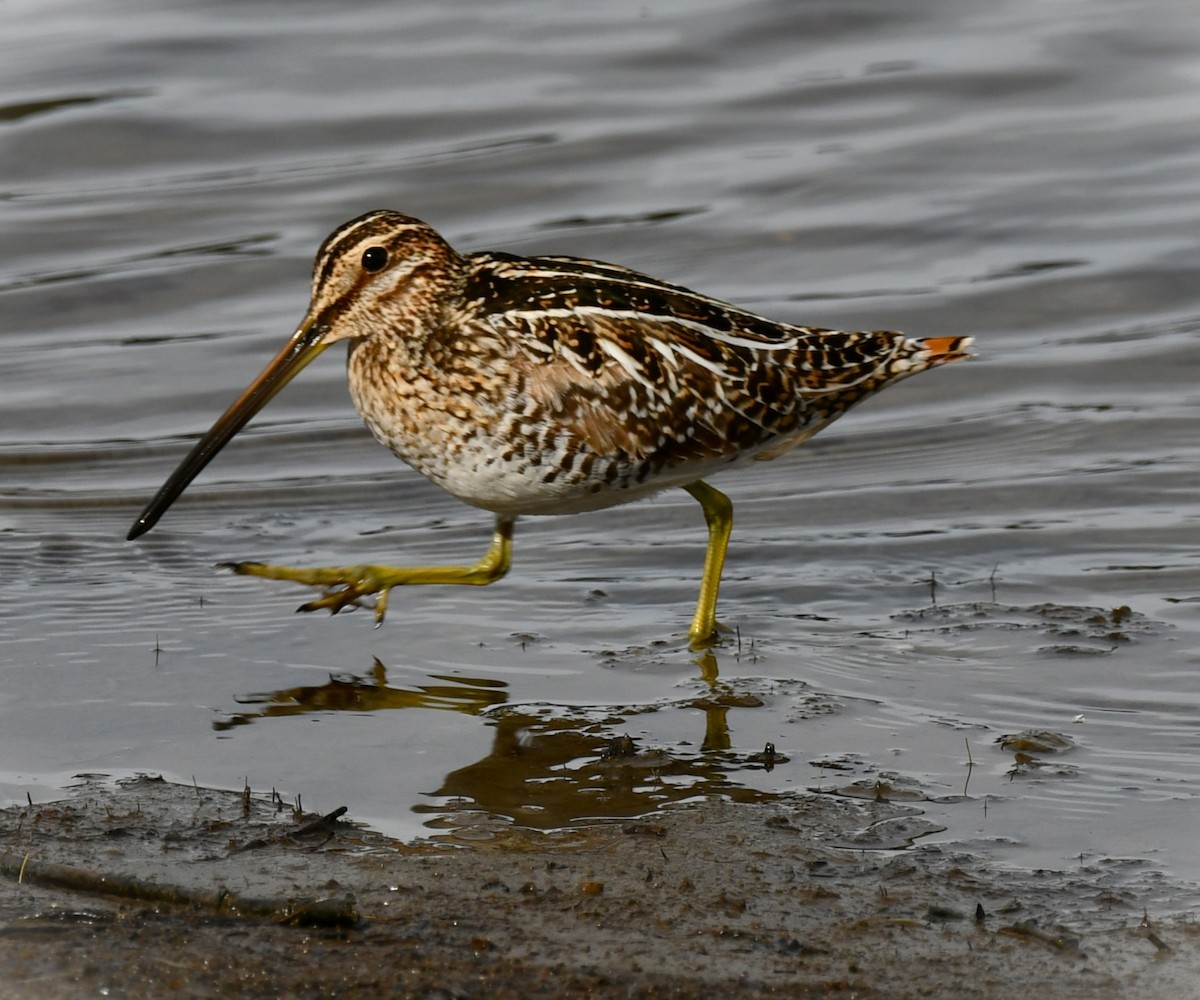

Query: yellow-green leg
[225,515,515,626]
[683,480,733,650]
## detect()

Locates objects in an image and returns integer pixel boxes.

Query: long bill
[127,316,329,540]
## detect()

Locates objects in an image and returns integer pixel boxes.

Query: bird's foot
[215,522,513,628]
[298,585,394,625]
[220,561,395,626]
[214,520,513,628]
[686,618,733,652]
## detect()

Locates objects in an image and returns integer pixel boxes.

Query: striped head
[306,210,465,347]
[126,210,463,538]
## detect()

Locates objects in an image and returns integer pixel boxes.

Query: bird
[128,210,971,649]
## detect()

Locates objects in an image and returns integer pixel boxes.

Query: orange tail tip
[921,335,974,362]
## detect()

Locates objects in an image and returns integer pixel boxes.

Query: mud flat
[2,776,1197,999]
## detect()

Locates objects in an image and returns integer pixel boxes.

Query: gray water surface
[2,0,1198,893]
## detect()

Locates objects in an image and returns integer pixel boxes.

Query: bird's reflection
[213,658,507,730]
[214,651,785,835]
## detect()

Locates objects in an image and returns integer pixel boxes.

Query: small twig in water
[292,806,349,840]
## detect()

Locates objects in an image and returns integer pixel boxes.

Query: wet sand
[3,777,1196,999]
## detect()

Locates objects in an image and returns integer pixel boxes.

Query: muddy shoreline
[3,776,1196,998]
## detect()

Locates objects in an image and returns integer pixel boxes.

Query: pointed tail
[918,335,974,365]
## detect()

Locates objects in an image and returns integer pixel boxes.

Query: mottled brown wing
[457,251,933,469]
[510,310,811,464]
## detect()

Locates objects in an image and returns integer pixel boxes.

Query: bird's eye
[361,246,389,273]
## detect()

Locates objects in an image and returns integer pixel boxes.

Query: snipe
[128,210,971,648]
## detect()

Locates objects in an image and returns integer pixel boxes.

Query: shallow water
[2,0,1199,894]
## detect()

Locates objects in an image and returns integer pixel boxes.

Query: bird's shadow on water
[209,650,816,835]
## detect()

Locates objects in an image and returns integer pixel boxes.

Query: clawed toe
[296,587,377,617]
